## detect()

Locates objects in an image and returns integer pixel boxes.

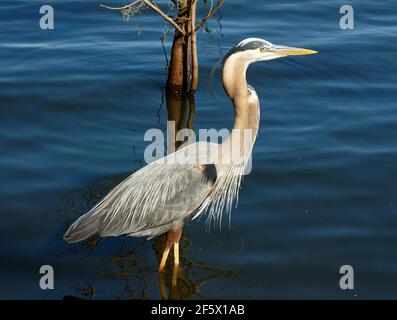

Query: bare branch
[100,1,186,35]
[140,0,186,35]
[194,0,225,33]
[99,1,140,10]
[207,0,214,19]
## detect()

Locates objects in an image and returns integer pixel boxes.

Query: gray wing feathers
[63,142,218,243]
[63,211,100,243]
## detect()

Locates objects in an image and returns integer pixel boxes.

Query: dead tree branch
[100,1,186,35]
[99,1,140,10]
[194,0,225,33]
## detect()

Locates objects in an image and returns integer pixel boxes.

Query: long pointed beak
[273,46,318,56]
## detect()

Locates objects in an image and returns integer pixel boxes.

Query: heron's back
[63,142,218,243]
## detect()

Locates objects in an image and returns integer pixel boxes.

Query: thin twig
[140,0,185,35]
[100,1,186,35]
[160,36,169,69]
[194,0,225,33]
[207,0,214,19]
[99,1,140,10]
[190,0,198,92]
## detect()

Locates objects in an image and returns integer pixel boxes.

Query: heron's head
[223,38,318,64]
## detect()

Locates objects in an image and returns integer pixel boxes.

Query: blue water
[1,0,397,299]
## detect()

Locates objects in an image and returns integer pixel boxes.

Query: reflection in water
[44,92,239,299]
[55,173,238,299]
[153,232,238,300]
[166,92,196,152]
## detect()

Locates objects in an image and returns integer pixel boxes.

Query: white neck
[220,55,260,164]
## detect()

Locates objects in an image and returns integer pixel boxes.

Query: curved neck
[222,55,249,101]
[221,55,260,161]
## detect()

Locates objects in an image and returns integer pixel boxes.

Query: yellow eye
[259,47,265,53]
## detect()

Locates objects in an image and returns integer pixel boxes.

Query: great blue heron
[64,38,317,276]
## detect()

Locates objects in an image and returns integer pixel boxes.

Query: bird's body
[64,38,317,274]
[64,142,220,241]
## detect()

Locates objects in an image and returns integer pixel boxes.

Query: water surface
[1,0,397,299]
